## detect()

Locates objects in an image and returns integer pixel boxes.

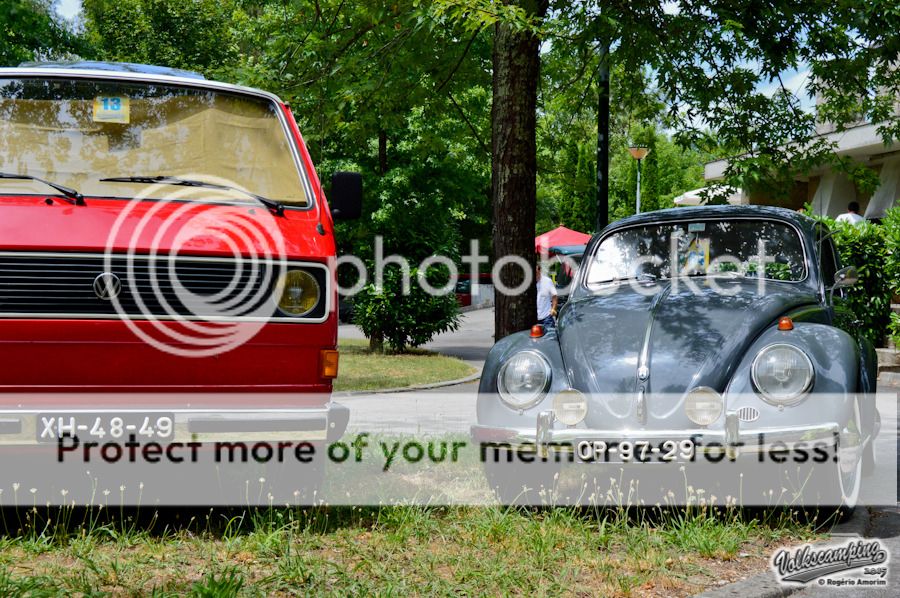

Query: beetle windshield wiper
[590,273,659,285]
[0,172,85,205]
[99,175,285,217]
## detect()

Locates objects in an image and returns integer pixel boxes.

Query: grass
[333,340,477,392]
[0,505,820,597]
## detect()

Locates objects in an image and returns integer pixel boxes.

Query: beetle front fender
[724,322,860,431]
[477,328,571,427]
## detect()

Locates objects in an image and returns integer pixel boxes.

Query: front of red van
[0,64,357,456]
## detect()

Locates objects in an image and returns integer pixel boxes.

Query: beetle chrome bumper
[472,410,840,458]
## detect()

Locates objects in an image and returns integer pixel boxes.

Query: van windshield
[0,77,308,206]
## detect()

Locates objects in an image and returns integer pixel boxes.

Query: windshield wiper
[592,273,659,285]
[99,175,285,217]
[0,172,85,205]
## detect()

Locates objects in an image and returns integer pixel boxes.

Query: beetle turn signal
[530,324,545,338]
[778,317,794,331]
[320,349,339,379]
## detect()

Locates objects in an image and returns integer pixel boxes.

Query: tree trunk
[369,330,384,354]
[491,0,547,340]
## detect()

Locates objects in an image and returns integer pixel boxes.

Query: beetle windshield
[0,77,308,205]
[584,219,807,285]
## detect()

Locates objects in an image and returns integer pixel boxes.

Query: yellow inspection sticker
[92,96,130,124]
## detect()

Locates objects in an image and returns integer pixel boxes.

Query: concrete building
[704,121,900,219]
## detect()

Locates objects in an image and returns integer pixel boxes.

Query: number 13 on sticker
[92,96,130,124]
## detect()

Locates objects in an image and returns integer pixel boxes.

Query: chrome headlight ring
[497,350,552,410]
[275,269,322,317]
[750,343,814,406]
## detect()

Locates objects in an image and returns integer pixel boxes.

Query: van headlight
[751,343,814,405]
[497,350,551,410]
[276,270,321,316]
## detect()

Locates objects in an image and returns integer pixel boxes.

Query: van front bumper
[0,402,349,446]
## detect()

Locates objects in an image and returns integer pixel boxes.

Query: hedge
[883,207,900,347]
[822,207,900,348]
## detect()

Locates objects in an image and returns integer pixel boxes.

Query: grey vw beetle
[474,206,880,509]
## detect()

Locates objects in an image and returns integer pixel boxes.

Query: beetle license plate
[575,439,695,463]
[37,413,175,443]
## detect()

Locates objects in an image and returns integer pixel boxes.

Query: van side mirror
[330,172,362,220]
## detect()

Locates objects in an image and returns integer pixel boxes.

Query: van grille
[0,252,327,320]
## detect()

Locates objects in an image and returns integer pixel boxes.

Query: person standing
[535,264,558,328]
[835,202,865,225]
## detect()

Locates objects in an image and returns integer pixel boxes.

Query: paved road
[338,308,493,435]
[792,382,899,597]
[339,307,495,372]
[859,387,899,506]
[790,505,900,597]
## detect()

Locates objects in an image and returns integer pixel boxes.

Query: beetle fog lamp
[276,270,321,316]
[552,389,588,426]
[751,343,814,405]
[497,350,551,410]
[684,387,723,426]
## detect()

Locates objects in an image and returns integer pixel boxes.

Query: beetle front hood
[557,279,818,400]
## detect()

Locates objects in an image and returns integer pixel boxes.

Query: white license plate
[37,413,175,443]
[576,439,695,463]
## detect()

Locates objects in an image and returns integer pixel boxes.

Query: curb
[332,369,481,397]
[460,301,493,313]
[829,505,871,538]
[878,371,900,386]
[692,570,794,598]
[692,507,872,598]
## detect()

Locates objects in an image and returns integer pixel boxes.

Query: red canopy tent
[534,226,591,253]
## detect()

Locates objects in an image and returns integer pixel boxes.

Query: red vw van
[0,62,360,487]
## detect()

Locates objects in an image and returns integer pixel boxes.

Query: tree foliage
[81,0,240,75]
[0,0,82,66]
[546,1,900,199]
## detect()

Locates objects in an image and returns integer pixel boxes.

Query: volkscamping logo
[771,539,889,587]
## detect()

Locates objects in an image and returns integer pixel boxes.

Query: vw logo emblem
[93,272,122,300]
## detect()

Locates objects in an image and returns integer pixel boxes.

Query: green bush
[825,218,892,347]
[890,312,900,349]
[353,264,460,353]
[882,207,900,297]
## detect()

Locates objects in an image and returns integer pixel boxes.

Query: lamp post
[628,146,649,214]
[595,44,610,231]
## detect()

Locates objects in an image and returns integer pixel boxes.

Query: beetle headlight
[497,350,551,410]
[276,270,321,316]
[751,343,814,405]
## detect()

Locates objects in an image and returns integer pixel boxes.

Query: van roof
[16,60,206,80]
